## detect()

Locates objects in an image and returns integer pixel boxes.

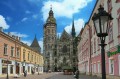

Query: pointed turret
[71,19,76,38]
[46,6,56,24]
[30,35,41,53]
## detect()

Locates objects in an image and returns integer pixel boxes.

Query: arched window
[55,59,57,63]
[63,57,66,63]
[48,29,50,34]
[62,45,67,53]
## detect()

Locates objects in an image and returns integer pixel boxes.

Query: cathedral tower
[43,7,57,71]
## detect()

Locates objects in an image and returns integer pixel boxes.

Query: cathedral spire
[71,18,76,38]
[45,5,56,24]
[49,5,53,17]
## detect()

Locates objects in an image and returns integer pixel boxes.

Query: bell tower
[43,6,57,71]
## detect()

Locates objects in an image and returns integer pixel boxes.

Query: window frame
[4,44,8,55]
[11,46,14,57]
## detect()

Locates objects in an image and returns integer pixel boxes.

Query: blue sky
[0,0,97,53]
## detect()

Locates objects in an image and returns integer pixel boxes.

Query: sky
[0,0,97,53]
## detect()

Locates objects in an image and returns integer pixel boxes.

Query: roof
[30,35,40,48]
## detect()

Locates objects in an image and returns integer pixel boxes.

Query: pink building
[77,24,91,75]
[78,0,120,79]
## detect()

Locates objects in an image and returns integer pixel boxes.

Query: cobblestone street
[0,72,101,79]
[47,72,101,79]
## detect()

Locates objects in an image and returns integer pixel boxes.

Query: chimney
[12,35,15,39]
[8,32,12,36]
[0,27,3,32]
[16,36,19,40]
[19,37,21,41]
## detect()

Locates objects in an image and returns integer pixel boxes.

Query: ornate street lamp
[92,5,113,79]
[38,65,39,75]
[6,60,9,79]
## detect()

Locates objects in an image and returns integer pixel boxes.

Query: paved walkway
[0,72,101,79]
[47,72,101,79]
[0,72,56,79]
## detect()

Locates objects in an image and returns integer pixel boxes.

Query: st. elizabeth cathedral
[43,7,78,72]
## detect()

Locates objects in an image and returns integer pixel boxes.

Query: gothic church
[43,7,78,72]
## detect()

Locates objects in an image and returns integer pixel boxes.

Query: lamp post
[38,65,39,75]
[6,59,9,79]
[92,5,113,79]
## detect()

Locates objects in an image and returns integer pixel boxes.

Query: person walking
[75,70,79,79]
[24,70,27,77]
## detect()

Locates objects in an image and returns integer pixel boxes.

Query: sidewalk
[0,72,56,79]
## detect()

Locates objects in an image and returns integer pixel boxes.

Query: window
[94,38,96,53]
[28,53,30,61]
[118,55,120,75]
[16,48,20,58]
[109,22,113,42]
[35,55,36,62]
[107,0,112,13]
[109,59,114,74]
[91,42,93,55]
[11,47,14,57]
[94,63,96,73]
[48,29,50,34]
[97,38,100,50]
[97,62,101,73]
[23,52,25,60]
[118,15,120,35]
[32,55,33,62]
[10,65,13,74]
[52,29,54,33]
[2,65,7,74]
[116,0,120,3]
[4,44,8,55]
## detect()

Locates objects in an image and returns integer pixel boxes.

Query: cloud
[25,10,31,14]
[21,40,31,46]
[32,14,38,19]
[65,18,84,35]
[0,15,10,29]
[41,0,92,21]
[21,17,28,22]
[6,16,12,22]
[10,32,28,38]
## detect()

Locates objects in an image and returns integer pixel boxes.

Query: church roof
[60,29,72,41]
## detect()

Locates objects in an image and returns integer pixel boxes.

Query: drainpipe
[88,24,92,75]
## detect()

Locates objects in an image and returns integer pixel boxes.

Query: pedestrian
[24,70,27,77]
[75,70,79,79]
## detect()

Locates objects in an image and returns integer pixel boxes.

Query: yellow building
[20,36,43,74]
[0,30,43,77]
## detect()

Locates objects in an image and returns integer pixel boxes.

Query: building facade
[78,0,120,79]
[0,29,43,77]
[77,24,91,75]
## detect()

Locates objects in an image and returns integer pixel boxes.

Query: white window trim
[97,62,101,73]
[109,59,114,75]
[119,55,120,76]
